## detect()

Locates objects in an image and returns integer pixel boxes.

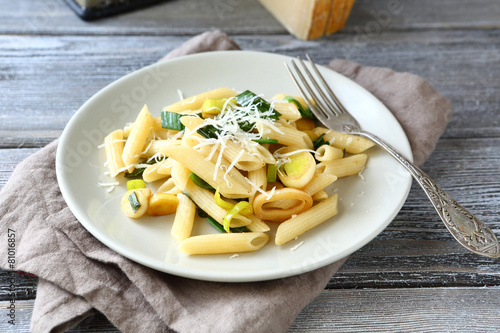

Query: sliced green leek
[189,173,215,191]
[284,96,315,119]
[128,191,141,213]
[313,133,330,150]
[207,216,250,233]
[267,164,277,183]
[214,187,234,210]
[161,110,185,131]
[222,201,253,233]
[126,179,146,190]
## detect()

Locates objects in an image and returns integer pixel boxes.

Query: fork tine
[305,54,349,115]
[284,60,330,120]
[296,56,342,117]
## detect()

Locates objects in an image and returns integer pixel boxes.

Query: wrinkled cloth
[0,30,452,333]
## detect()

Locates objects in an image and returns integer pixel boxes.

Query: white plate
[56,51,412,282]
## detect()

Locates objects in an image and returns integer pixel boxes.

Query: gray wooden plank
[1,29,500,146]
[4,287,500,333]
[1,0,499,36]
[290,287,500,332]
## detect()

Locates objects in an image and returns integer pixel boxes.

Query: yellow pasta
[270,100,301,121]
[160,145,252,198]
[102,88,372,255]
[256,121,313,149]
[300,173,337,196]
[142,158,173,183]
[183,180,251,228]
[171,193,196,243]
[315,145,344,161]
[313,127,375,154]
[275,194,339,245]
[163,87,238,113]
[104,129,125,177]
[317,154,368,178]
[179,232,269,255]
[122,105,153,172]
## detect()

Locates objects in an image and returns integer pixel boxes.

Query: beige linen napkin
[0,30,452,333]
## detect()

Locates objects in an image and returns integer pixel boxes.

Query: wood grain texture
[3,287,500,332]
[1,0,500,331]
[1,0,499,36]
[1,29,499,143]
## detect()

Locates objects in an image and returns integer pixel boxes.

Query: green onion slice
[284,96,316,119]
[312,133,330,150]
[267,164,277,183]
[161,111,185,131]
[214,187,234,210]
[253,138,279,144]
[127,179,146,190]
[222,201,252,233]
[207,216,250,233]
[128,191,141,212]
[189,173,215,191]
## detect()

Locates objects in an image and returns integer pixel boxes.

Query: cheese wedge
[258,0,355,40]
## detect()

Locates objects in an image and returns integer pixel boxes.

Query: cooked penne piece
[317,154,368,178]
[245,214,270,233]
[184,180,251,228]
[256,121,313,149]
[142,158,174,182]
[171,193,196,243]
[104,129,126,177]
[141,140,181,158]
[181,115,267,171]
[157,178,181,195]
[271,93,309,110]
[275,194,338,245]
[315,145,344,161]
[253,188,313,222]
[312,190,328,201]
[248,167,267,206]
[170,160,192,191]
[301,173,337,196]
[271,100,301,121]
[124,116,168,139]
[157,157,176,175]
[313,127,375,154]
[179,232,269,255]
[122,105,154,172]
[161,145,252,198]
[163,87,238,113]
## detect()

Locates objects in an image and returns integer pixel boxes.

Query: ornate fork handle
[348,125,500,258]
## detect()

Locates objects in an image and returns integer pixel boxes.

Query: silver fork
[285,55,500,258]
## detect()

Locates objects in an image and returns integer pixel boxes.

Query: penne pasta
[300,173,337,196]
[171,193,196,243]
[315,145,344,161]
[122,105,154,172]
[184,180,251,228]
[313,127,375,154]
[271,100,301,121]
[275,194,338,245]
[102,88,373,255]
[256,120,313,149]
[142,158,174,182]
[179,232,269,255]
[163,87,238,113]
[141,139,181,158]
[104,129,126,177]
[161,145,252,198]
[317,154,368,178]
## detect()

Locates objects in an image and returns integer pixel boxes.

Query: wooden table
[1,0,500,331]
